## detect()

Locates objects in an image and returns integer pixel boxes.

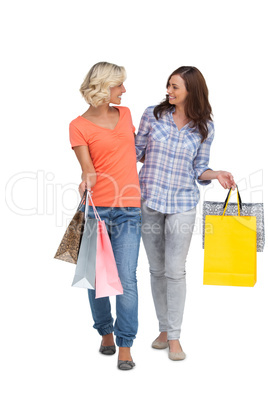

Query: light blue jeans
[85,206,141,348]
[141,200,196,340]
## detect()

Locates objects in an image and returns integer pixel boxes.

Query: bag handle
[77,189,101,221]
[77,189,87,211]
[85,189,101,221]
[222,185,242,216]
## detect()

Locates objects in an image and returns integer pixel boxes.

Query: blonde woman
[69,62,141,370]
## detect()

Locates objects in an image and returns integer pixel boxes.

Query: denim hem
[94,324,114,336]
[115,337,134,348]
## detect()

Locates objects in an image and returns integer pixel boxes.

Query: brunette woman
[135,66,235,361]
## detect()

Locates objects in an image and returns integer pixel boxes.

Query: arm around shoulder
[135,108,152,161]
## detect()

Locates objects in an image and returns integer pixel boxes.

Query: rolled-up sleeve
[135,108,151,161]
[194,122,215,185]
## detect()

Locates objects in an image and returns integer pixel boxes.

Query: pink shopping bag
[95,220,123,298]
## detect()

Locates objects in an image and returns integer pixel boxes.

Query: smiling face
[109,83,126,104]
[167,74,188,107]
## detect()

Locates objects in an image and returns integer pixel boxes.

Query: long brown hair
[154,66,213,142]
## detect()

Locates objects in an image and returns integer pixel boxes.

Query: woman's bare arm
[199,170,236,189]
[73,145,97,196]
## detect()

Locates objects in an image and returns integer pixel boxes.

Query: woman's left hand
[216,171,236,190]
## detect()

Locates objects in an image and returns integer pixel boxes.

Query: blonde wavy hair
[80,62,126,107]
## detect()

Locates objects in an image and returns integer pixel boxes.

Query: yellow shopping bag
[203,188,257,287]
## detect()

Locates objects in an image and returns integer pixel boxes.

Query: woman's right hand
[78,181,88,198]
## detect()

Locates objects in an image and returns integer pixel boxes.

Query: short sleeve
[69,121,88,149]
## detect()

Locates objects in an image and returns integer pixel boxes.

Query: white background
[1,0,268,401]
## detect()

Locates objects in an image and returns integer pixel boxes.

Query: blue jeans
[85,206,141,348]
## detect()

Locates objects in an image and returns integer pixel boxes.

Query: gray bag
[71,218,98,288]
[202,188,265,252]
[72,191,98,289]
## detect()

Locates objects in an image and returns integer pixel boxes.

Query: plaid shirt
[135,106,214,214]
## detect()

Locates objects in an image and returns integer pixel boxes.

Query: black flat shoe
[117,359,135,370]
[99,342,116,355]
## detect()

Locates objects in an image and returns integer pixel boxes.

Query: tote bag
[203,188,257,287]
[202,188,265,252]
[54,191,86,264]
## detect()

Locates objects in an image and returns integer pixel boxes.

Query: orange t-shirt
[69,106,141,208]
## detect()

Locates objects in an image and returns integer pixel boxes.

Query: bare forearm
[199,169,236,190]
[199,169,221,181]
[73,146,97,192]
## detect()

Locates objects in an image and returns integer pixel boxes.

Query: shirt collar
[167,107,192,131]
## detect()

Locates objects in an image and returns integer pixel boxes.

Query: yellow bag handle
[222,186,241,216]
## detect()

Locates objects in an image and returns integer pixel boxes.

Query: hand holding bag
[203,188,257,287]
[54,191,86,264]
